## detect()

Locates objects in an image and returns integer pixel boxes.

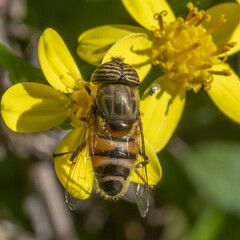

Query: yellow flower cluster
[78,0,240,152]
[1,0,240,215]
[0,28,161,216]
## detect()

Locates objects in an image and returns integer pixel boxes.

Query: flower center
[67,85,92,128]
[151,2,235,92]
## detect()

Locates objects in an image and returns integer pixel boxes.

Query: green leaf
[187,207,240,240]
[181,140,240,217]
[0,43,47,84]
[187,208,226,240]
[57,117,74,130]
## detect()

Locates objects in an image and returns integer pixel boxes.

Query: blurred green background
[1,0,240,239]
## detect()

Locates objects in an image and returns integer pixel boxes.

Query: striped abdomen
[89,129,139,198]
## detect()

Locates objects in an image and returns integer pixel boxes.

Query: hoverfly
[54,58,154,217]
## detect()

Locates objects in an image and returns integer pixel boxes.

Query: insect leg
[53,151,74,158]
[84,83,92,96]
[135,149,149,168]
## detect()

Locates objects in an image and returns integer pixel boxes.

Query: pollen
[67,87,91,128]
[151,2,234,92]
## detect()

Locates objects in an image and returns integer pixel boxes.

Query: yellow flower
[1,28,89,133]
[77,1,240,153]
[1,28,161,202]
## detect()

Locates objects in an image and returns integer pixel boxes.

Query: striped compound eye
[91,57,140,86]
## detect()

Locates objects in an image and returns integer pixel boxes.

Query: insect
[54,58,153,217]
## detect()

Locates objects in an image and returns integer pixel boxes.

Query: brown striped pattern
[89,127,139,197]
[91,58,140,86]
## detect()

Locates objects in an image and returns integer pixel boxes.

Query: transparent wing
[133,142,149,217]
[130,136,162,217]
[53,115,94,210]
[133,180,149,218]
[130,115,162,217]
[132,117,150,217]
[65,191,88,211]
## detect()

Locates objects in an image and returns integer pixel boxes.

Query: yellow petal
[1,82,68,133]
[130,138,162,186]
[207,64,240,124]
[38,28,82,93]
[54,127,94,200]
[140,76,186,153]
[204,3,240,55]
[77,24,148,66]
[121,0,175,31]
[102,33,152,81]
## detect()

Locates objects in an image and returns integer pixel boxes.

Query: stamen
[190,76,204,83]
[179,42,201,55]
[188,12,204,26]
[151,2,231,94]
[173,21,187,39]
[186,2,198,21]
[204,83,211,91]
[194,64,212,70]
[204,13,211,22]
[212,42,236,56]
[194,11,210,26]
[220,55,228,63]
[212,46,230,56]
[206,75,213,83]
[154,11,168,31]
[227,42,237,48]
[206,14,226,35]
[208,69,231,76]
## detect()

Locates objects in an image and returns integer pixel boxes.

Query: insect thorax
[95,84,140,134]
